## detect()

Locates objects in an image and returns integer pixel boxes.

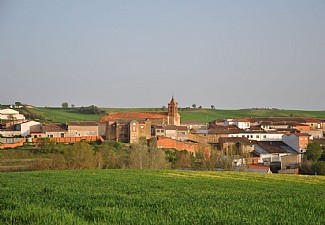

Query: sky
[1,0,325,110]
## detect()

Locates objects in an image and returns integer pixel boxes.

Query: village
[1,97,324,174]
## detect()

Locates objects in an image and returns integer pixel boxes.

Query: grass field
[24,107,325,123]
[0,170,324,224]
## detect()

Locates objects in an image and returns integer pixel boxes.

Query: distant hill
[21,107,325,124]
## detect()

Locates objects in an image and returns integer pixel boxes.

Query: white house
[14,121,42,137]
[0,108,25,121]
[229,132,283,141]
[234,119,251,129]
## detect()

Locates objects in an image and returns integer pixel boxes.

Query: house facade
[67,122,99,137]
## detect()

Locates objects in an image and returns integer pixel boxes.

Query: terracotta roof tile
[67,121,98,126]
[44,124,67,132]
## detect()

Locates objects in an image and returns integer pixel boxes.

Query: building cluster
[1,97,325,174]
[189,117,325,173]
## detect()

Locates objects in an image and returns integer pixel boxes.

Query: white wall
[165,129,177,140]
[229,133,283,141]
[20,121,41,137]
[235,121,251,129]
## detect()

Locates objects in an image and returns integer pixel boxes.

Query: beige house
[163,125,188,141]
[181,121,207,130]
[129,120,152,143]
[67,122,98,137]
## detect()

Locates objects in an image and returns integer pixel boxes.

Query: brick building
[99,97,182,143]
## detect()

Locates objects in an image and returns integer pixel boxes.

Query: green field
[0,170,324,224]
[24,107,325,123]
[179,109,325,123]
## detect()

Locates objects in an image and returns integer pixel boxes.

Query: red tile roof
[99,112,168,123]
[67,121,98,126]
[237,119,251,122]
[44,124,67,132]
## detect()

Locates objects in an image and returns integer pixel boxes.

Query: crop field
[0,170,324,224]
[179,109,325,123]
[24,107,325,123]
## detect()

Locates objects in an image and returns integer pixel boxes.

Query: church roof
[169,96,178,105]
[99,112,168,123]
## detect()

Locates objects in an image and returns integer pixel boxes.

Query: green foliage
[300,160,325,175]
[15,101,22,106]
[76,105,102,114]
[64,142,98,170]
[62,102,69,109]
[128,138,170,169]
[95,141,127,169]
[305,142,323,162]
[0,170,324,224]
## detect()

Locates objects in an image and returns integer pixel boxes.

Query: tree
[96,141,124,169]
[174,151,193,169]
[305,142,323,162]
[15,102,22,107]
[211,105,215,110]
[71,104,75,108]
[129,143,149,169]
[64,142,97,170]
[62,102,69,109]
[161,106,167,111]
[192,103,197,109]
[148,147,170,169]
[78,105,101,114]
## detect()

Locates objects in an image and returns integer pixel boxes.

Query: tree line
[5,138,324,174]
[30,137,235,171]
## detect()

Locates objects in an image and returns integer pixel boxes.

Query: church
[99,96,181,143]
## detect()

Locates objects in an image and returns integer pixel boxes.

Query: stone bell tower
[167,96,181,126]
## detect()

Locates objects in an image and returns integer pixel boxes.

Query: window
[263,135,267,138]
[50,135,54,138]
[256,135,259,138]
[250,135,253,138]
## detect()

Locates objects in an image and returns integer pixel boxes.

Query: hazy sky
[1,0,324,110]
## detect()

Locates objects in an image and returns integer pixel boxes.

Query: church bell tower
[168,96,180,126]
